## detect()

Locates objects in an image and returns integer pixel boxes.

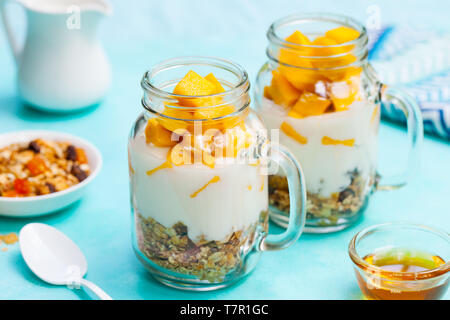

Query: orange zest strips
[321,136,355,147]
[190,176,220,198]
[146,161,172,176]
[280,122,308,145]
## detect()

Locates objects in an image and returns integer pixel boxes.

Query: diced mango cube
[290,92,331,117]
[145,118,178,147]
[157,105,194,132]
[188,73,233,119]
[322,65,361,82]
[312,36,339,54]
[205,73,226,94]
[194,104,235,121]
[278,31,313,69]
[285,30,312,45]
[280,66,323,92]
[311,35,358,74]
[276,31,326,91]
[266,71,301,107]
[173,70,216,107]
[325,26,360,44]
[263,86,272,100]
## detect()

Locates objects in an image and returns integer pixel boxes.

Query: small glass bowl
[349,222,450,300]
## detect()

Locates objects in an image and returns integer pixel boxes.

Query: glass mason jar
[128,56,307,290]
[254,14,423,233]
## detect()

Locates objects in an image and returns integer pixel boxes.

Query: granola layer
[269,169,376,225]
[135,212,267,282]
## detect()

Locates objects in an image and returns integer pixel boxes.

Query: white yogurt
[129,133,268,242]
[260,98,379,196]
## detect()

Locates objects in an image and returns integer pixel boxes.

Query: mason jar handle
[258,144,306,251]
[377,85,423,191]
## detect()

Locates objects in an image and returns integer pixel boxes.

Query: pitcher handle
[377,85,424,191]
[258,143,307,251]
[0,0,23,64]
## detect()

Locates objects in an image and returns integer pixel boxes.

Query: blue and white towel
[368,27,450,140]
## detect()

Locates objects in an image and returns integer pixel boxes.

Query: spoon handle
[80,278,113,300]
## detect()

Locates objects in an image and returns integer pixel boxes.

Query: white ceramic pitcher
[0,0,112,112]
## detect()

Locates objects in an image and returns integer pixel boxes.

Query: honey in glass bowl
[349,223,450,300]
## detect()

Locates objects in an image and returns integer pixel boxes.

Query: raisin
[174,223,188,236]
[338,188,355,202]
[71,164,88,182]
[45,182,56,193]
[28,140,40,153]
[66,145,77,161]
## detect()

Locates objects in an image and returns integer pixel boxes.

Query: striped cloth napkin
[368,27,450,140]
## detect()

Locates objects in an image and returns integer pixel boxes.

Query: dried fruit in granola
[135,212,267,282]
[0,139,91,197]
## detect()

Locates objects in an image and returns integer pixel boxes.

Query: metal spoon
[19,223,112,300]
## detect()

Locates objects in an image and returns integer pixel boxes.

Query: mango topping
[146,161,173,176]
[264,26,363,117]
[190,176,220,198]
[204,73,225,93]
[289,92,331,118]
[173,70,216,107]
[371,105,379,124]
[145,118,179,147]
[144,70,253,170]
[266,71,301,108]
[280,122,308,145]
[321,136,355,147]
[325,26,360,44]
[285,30,312,45]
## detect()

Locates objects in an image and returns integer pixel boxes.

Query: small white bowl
[0,130,102,217]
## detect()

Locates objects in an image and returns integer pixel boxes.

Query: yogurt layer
[261,98,379,197]
[129,133,268,242]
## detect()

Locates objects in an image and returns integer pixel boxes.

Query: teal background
[0,0,449,299]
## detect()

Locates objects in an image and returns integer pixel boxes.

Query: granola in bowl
[0,139,90,198]
[0,130,102,217]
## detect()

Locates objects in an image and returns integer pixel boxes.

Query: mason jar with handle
[254,14,423,233]
[128,56,307,290]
